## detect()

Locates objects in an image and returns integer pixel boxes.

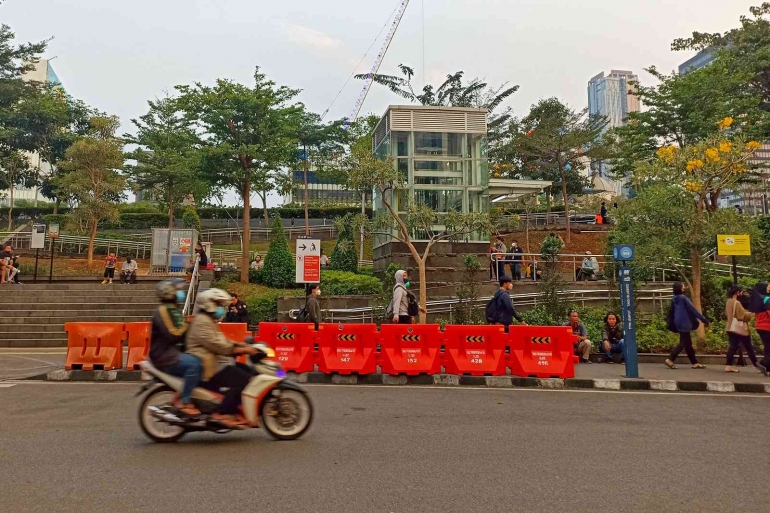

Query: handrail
[182,256,200,316]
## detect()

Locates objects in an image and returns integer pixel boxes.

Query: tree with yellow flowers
[619,117,762,340]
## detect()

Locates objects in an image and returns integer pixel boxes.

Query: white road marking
[0,384,17,388]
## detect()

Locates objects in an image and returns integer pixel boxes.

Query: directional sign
[338,334,357,341]
[401,335,421,342]
[717,234,751,256]
[613,244,635,262]
[530,337,551,344]
[276,333,295,340]
[295,238,321,284]
[466,336,485,343]
[618,264,639,378]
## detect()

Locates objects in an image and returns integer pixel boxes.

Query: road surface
[1,383,768,512]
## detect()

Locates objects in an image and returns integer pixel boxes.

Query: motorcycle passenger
[185,289,257,428]
[149,279,202,416]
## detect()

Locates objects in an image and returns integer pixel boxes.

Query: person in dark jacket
[487,276,527,332]
[149,279,201,415]
[665,282,710,369]
[306,283,321,330]
[601,312,625,363]
[748,282,770,374]
[600,201,608,224]
[225,293,249,324]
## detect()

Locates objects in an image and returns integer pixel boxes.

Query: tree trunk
[524,207,530,253]
[689,248,706,343]
[546,190,552,226]
[560,170,571,243]
[87,220,97,268]
[53,198,60,215]
[303,145,310,236]
[418,260,427,324]
[241,180,251,283]
[261,191,269,226]
[7,180,13,231]
[167,195,175,231]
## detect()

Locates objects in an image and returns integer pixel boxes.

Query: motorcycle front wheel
[139,386,187,443]
[261,388,313,440]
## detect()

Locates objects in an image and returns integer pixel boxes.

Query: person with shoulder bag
[725,285,762,374]
[665,282,710,370]
[387,270,425,324]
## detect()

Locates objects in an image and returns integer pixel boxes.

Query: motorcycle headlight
[275,369,286,378]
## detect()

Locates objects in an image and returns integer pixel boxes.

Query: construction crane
[344,0,410,129]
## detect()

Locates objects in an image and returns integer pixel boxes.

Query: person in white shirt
[250,255,264,270]
[320,253,330,267]
[121,257,138,284]
[578,251,599,281]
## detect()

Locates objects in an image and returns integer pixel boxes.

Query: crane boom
[345,0,410,129]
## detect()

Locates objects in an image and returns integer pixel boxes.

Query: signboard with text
[295,238,321,283]
[618,264,639,378]
[48,223,60,239]
[717,234,751,256]
[31,224,46,249]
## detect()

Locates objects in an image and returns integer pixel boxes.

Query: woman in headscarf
[748,282,770,374]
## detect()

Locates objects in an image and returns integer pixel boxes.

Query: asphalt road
[1,383,768,513]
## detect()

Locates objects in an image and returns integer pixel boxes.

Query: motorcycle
[137,343,313,443]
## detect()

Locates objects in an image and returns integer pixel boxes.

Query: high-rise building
[678,48,716,75]
[587,70,640,195]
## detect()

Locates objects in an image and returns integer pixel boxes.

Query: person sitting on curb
[577,251,599,281]
[120,256,138,284]
[225,293,249,324]
[601,312,625,364]
[564,310,593,364]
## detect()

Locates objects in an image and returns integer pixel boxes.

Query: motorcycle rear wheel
[139,386,187,443]
[261,389,313,440]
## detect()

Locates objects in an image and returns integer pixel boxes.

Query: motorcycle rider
[185,288,257,428]
[149,279,202,416]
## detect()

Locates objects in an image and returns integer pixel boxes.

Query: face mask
[214,306,226,319]
[176,290,186,303]
[315,289,321,297]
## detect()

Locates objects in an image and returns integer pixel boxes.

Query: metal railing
[289,287,675,324]
[200,225,338,243]
[182,256,200,316]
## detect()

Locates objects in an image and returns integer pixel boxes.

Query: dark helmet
[155,279,186,302]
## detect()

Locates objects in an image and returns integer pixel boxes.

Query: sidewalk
[575,361,770,384]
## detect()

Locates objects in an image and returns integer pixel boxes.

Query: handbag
[729,300,750,336]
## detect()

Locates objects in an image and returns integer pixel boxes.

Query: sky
[1,0,759,205]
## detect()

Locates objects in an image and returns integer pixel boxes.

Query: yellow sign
[717,234,751,256]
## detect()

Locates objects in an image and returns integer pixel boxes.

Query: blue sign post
[613,245,639,378]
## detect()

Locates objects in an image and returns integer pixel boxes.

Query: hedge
[42,213,170,230]
[196,205,370,220]
[319,270,382,295]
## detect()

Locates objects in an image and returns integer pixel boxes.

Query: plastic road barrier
[257,322,316,373]
[442,325,509,376]
[316,324,378,375]
[125,322,151,370]
[378,324,443,375]
[65,322,124,371]
[508,326,577,378]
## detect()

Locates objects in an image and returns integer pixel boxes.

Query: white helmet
[194,288,231,315]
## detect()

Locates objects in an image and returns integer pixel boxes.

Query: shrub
[43,214,68,230]
[330,214,358,273]
[320,269,382,295]
[249,267,265,285]
[119,202,161,214]
[182,205,202,233]
[262,218,295,288]
[454,254,484,325]
[357,266,374,276]
[243,290,283,324]
[105,213,168,229]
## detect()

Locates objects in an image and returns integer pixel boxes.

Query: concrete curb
[30,370,770,394]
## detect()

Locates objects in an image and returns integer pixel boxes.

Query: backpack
[485,292,500,324]
[296,305,309,322]
[386,284,419,320]
[665,301,677,333]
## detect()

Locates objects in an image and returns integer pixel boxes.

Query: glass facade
[372,114,489,247]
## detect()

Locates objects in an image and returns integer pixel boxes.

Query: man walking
[494,236,508,280]
[486,276,527,332]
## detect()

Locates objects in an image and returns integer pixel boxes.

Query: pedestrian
[388,270,424,324]
[485,276,526,332]
[489,244,499,281]
[511,240,524,280]
[725,285,763,374]
[601,312,625,364]
[2,245,16,284]
[7,253,19,284]
[564,310,593,363]
[305,283,321,330]
[665,282,710,369]
[494,236,507,280]
[320,252,330,267]
[291,216,296,227]
[120,256,138,284]
[102,251,117,285]
[186,242,208,281]
[250,255,263,270]
[225,293,250,324]
[600,201,608,224]
[748,282,770,375]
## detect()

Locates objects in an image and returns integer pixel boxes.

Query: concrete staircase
[0,283,158,347]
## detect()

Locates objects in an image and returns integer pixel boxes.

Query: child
[102,252,117,284]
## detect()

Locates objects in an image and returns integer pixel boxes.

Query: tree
[175,68,301,282]
[495,98,608,242]
[357,65,518,148]
[330,214,358,273]
[618,119,763,340]
[181,205,201,233]
[262,218,295,288]
[0,23,47,114]
[0,148,34,229]
[346,145,489,323]
[124,95,208,230]
[58,116,125,266]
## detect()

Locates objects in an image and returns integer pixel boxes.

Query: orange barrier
[65,322,124,371]
[218,323,251,364]
[125,322,151,370]
[316,323,378,375]
[443,325,509,376]
[257,322,317,373]
[378,324,443,375]
[508,326,577,378]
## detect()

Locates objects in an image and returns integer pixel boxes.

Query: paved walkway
[576,361,769,384]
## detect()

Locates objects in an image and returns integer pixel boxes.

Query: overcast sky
[2,0,758,205]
